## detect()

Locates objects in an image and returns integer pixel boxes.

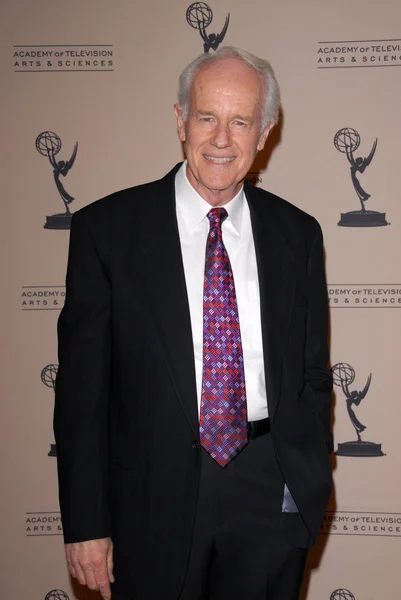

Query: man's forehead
[191,60,263,103]
[183,58,265,121]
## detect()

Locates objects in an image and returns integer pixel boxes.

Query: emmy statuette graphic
[330,590,355,600]
[187,3,230,53]
[45,591,70,600]
[331,362,384,457]
[41,364,58,457]
[334,127,388,227]
[36,131,78,230]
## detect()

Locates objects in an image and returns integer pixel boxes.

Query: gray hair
[178,46,280,129]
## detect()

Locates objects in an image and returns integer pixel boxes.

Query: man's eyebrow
[195,109,217,116]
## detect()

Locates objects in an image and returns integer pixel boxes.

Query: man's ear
[174,104,186,142]
[257,122,275,152]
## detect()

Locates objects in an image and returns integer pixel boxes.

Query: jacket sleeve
[302,219,333,453]
[54,209,112,543]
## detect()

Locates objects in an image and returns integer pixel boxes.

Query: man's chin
[200,172,238,191]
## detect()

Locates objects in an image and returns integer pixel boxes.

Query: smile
[204,155,235,164]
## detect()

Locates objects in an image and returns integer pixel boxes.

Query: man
[54,46,333,600]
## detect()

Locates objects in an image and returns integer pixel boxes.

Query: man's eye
[234,121,246,126]
[201,117,213,122]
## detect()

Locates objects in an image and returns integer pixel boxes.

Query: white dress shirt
[175,162,268,421]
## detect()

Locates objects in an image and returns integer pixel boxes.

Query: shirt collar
[175,161,244,235]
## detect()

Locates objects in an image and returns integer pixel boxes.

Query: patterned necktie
[199,207,248,467]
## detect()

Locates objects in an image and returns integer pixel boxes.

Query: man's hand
[65,537,114,600]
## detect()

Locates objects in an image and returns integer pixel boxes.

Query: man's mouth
[204,155,235,164]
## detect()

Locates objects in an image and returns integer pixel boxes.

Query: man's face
[175,58,274,206]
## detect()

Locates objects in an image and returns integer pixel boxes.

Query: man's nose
[211,122,231,148]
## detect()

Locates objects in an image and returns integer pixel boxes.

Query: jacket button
[191,441,198,450]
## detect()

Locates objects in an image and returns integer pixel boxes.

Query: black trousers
[178,432,307,600]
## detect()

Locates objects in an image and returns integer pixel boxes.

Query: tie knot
[207,207,228,230]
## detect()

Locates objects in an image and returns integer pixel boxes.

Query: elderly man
[55,46,333,600]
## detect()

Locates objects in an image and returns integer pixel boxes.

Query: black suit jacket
[54,163,333,599]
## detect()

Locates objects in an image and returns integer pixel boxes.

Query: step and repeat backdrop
[1,0,401,598]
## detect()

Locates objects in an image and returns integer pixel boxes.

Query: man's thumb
[107,549,114,582]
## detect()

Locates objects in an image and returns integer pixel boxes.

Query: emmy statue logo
[330,590,355,600]
[186,2,230,53]
[41,364,58,457]
[44,591,69,600]
[334,127,389,227]
[331,363,384,457]
[36,131,78,230]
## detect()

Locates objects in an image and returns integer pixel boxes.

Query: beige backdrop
[2,0,401,599]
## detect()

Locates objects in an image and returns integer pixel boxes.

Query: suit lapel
[135,165,199,437]
[246,184,297,421]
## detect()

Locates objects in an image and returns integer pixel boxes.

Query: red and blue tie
[199,207,248,467]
